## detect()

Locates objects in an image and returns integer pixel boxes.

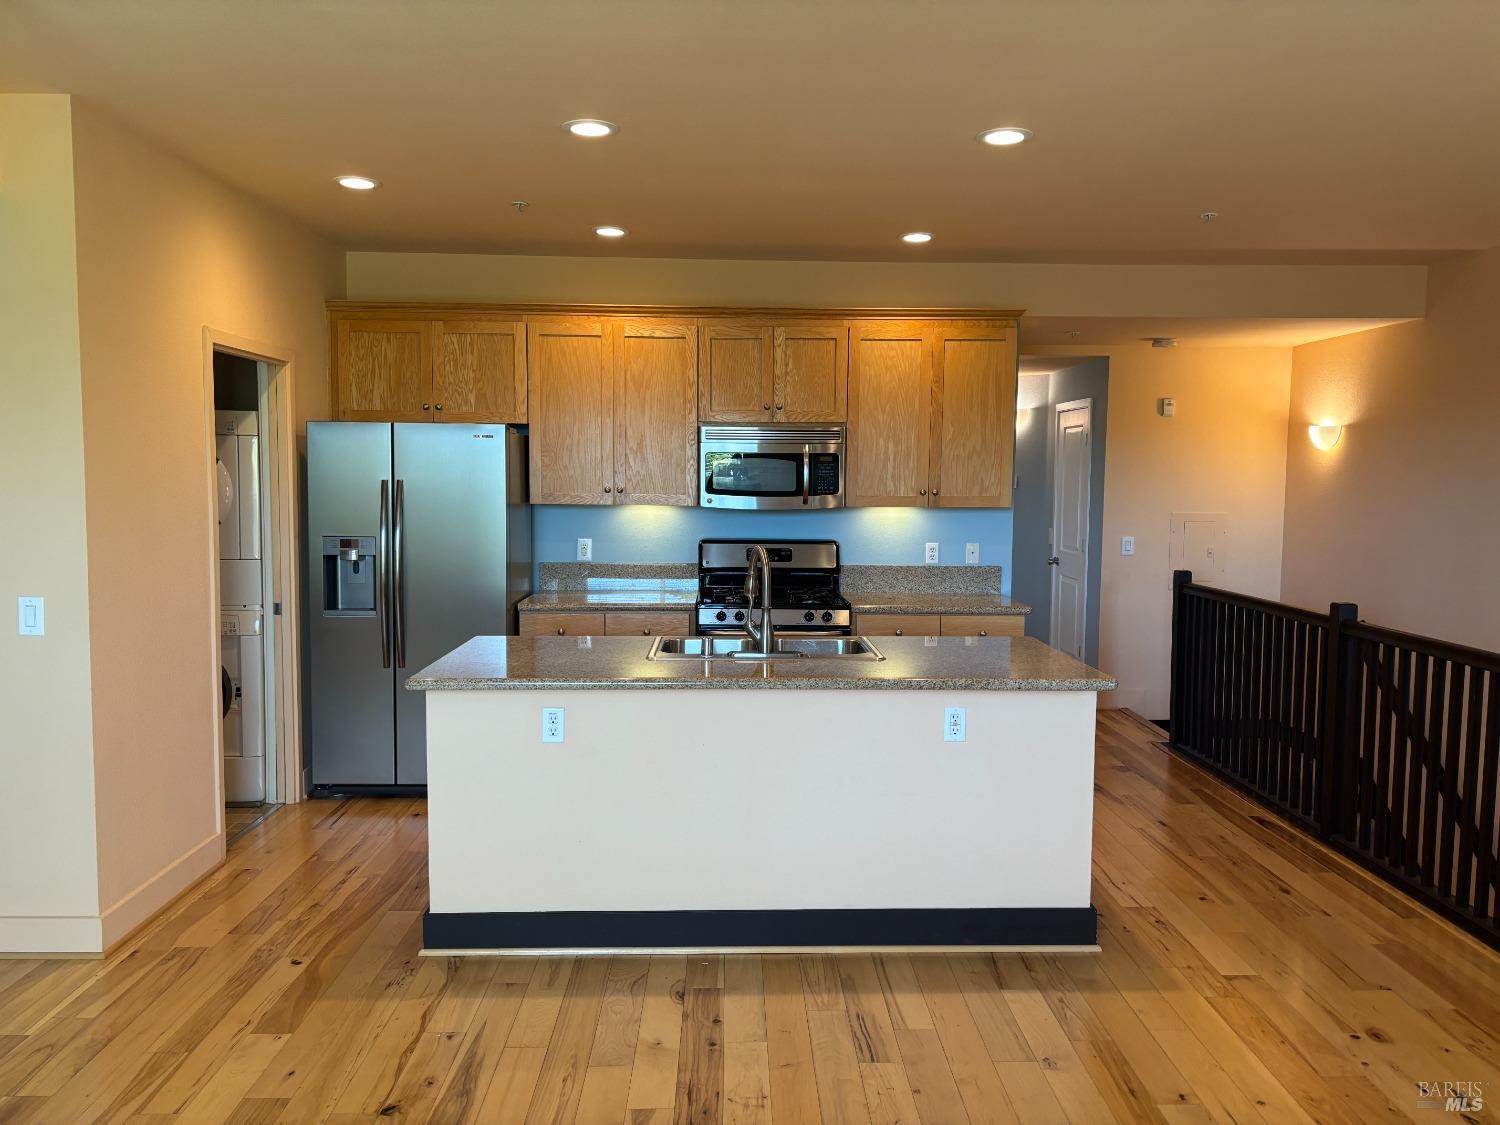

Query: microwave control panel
[809,453,841,495]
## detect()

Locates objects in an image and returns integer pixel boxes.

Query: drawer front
[855,614,942,637]
[940,614,1025,637]
[520,612,607,637]
[604,611,693,637]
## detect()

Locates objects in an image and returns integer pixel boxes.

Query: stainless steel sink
[647,635,884,661]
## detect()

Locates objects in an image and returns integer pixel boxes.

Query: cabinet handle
[557,627,566,635]
[919,488,927,496]
[762,403,771,410]
[422,403,431,411]
[932,489,940,496]
[434,403,443,412]
[775,403,784,410]
[604,485,613,493]
[895,629,904,636]
[642,628,651,635]
[979,630,988,637]
[615,482,624,493]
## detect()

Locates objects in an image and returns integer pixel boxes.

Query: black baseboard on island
[422,906,1098,953]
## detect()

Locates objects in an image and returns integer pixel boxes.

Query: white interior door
[1050,402,1092,660]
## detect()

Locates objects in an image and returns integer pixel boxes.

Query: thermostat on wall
[1159,397,1176,417]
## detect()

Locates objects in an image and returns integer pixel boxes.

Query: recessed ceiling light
[901,231,933,244]
[565,119,617,138]
[594,225,628,238]
[335,175,380,190]
[977,127,1032,147]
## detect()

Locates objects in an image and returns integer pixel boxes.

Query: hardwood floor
[225,803,280,844]
[2,709,1496,1123]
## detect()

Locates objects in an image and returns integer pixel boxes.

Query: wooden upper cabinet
[698,323,773,422]
[846,321,933,506]
[614,319,698,506]
[773,324,847,422]
[527,317,614,505]
[930,321,1017,507]
[334,320,433,422]
[432,319,526,423]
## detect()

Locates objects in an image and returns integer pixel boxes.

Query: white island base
[422,685,1101,953]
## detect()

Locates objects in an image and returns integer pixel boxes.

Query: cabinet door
[433,319,526,423]
[773,323,847,422]
[335,319,433,422]
[614,319,698,506]
[930,321,1017,507]
[527,317,615,505]
[846,321,933,506]
[699,322,772,422]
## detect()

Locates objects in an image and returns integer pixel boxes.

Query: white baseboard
[0,914,105,955]
[98,831,225,950]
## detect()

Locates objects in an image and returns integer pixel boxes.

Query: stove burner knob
[822,611,834,623]
[715,610,728,622]
[803,611,816,623]
[734,610,746,622]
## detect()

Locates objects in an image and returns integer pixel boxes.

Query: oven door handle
[802,444,811,506]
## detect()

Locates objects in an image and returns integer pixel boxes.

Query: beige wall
[0,95,104,952]
[1027,345,1293,717]
[66,102,342,945]
[1282,248,1500,651]
[346,251,1425,320]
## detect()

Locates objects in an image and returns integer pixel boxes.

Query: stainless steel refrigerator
[306,423,530,791]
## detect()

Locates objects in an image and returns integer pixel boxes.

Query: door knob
[1047,556,1060,565]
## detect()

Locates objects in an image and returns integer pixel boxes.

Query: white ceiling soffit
[1020,316,1414,348]
[3,0,1499,262]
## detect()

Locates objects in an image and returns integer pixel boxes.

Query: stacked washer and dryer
[216,410,267,805]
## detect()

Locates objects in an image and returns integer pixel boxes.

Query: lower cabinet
[520,610,692,637]
[856,613,1025,638]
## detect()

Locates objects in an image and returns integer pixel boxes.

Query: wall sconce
[1307,422,1343,451]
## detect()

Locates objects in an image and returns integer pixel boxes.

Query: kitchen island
[408,634,1115,953]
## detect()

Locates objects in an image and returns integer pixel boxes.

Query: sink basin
[647,635,884,661]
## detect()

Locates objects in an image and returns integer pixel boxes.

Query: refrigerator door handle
[377,480,391,669]
[393,478,407,668]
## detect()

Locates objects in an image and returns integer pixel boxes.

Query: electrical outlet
[541,707,565,742]
[576,538,593,562]
[1121,535,1136,556]
[965,542,980,565]
[924,542,940,565]
[944,706,966,742]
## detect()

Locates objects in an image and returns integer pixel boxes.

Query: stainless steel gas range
[695,539,853,636]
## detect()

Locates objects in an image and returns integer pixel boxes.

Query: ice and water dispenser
[322,536,377,616]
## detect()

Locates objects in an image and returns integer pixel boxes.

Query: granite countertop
[849,593,1030,616]
[406,635,1115,692]
[519,590,698,612]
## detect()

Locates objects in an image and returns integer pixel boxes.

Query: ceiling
[4,0,1499,263]
[1019,316,1412,348]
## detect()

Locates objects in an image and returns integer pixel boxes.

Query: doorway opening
[208,336,302,840]
[1012,357,1108,666]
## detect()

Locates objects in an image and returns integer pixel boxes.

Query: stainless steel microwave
[699,424,845,509]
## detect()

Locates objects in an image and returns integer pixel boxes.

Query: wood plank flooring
[2,709,1496,1123]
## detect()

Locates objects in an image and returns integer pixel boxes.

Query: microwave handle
[802,445,811,505]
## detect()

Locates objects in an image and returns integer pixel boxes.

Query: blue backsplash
[533,506,1014,593]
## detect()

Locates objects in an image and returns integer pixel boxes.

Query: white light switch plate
[1121,535,1136,556]
[965,542,980,564]
[576,538,593,562]
[18,596,44,636]
[924,542,940,565]
[541,707,565,742]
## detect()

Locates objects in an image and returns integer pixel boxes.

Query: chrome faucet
[742,544,776,656]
